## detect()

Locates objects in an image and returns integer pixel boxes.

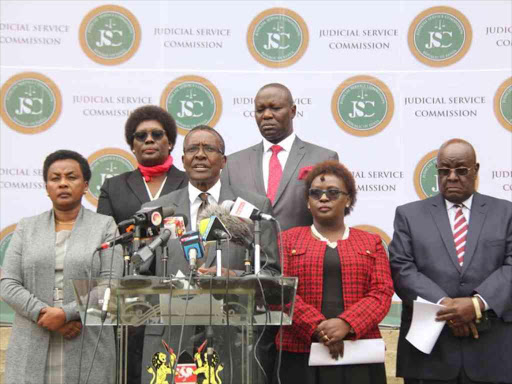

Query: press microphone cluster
[118,206,175,228]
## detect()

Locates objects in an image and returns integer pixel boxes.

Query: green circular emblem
[331,76,394,137]
[85,12,135,59]
[408,7,472,67]
[161,75,223,135]
[414,13,465,61]
[500,85,512,126]
[167,82,216,130]
[3,78,56,128]
[86,148,137,206]
[338,82,388,131]
[418,157,439,198]
[247,8,309,68]
[79,5,141,65]
[253,15,302,62]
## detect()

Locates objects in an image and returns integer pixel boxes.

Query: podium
[73,275,297,384]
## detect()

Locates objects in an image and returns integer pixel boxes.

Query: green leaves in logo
[4,79,56,128]
[414,13,466,61]
[85,11,135,59]
[420,157,440,198]
[338,82,388,131]
[166,82,217,130]
[253,14,303,62]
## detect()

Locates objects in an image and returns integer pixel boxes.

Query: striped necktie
[197,192,210,226]
[453,205,468,266]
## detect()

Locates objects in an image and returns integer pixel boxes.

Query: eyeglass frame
[308,188,349,201]
[132,129,167,142]
[435,166,475,177]
[183,143,224,156]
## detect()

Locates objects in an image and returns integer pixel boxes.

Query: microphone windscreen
[162,206,176,218]
[221,200,235,211]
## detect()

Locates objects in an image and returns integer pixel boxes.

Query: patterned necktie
[267,145,283,204]
[453,205,468,266]
[197,192,210,226]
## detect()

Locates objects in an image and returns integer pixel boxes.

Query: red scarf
[138,155,173,182]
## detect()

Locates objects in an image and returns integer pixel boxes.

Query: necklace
[55,220,76,225]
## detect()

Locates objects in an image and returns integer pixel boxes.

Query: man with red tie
[390,139,512,384]
[221,83,338,382]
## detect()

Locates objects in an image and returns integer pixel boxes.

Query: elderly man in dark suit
[389,138,512,384]
[141,125,280,384]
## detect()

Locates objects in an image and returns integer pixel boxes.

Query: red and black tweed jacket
[276,226,394,353]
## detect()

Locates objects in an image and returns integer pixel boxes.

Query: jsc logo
[494,78,512,132]
[0,72,62,134]
[86,148,138,206]
[331,75,394,137]
[414,150,440,200]
[160,75,223,136]
[408,6,472,67]
[79,5,141,65]
[247,8,309,68]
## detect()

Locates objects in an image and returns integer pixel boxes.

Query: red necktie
[453,205,468,266]
[267,145,283,204]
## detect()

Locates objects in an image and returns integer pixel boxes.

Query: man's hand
[447,320,480,339]
[37,307,66,331]
[198,266,237,277]
[56,321,82,339]
[436,297,477,326]
[315,318,351,345]
[327,341,345,360]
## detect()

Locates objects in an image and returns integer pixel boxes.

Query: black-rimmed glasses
[308,188,349,201]
[133,130,166,142]
[436,167,472,177]
[184,144,223,156]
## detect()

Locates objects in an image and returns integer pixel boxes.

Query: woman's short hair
[124,105,178,149]
[304,160,357,216]
[43,150,92,183]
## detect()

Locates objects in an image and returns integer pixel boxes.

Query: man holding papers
[389,139,512,384]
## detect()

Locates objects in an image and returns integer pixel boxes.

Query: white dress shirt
[188,180,221,231]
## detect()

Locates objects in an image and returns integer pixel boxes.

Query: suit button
[460,282,465,286]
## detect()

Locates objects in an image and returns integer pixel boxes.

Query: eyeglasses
[133,130,166,142]
[308,188,349,201]
[436,167,473,177]
[184,144,223,156]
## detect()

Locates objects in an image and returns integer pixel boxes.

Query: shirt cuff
[474,294,490,311]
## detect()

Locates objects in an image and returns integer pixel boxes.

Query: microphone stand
[244,248,252,274]
[216,239,223,277]
[131,225,142,275]
[253,220,261,274]
[161,243,170,278]
[122,243,131,276]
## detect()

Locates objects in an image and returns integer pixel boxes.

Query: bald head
[256,83,294,106]
[437,138,479,203]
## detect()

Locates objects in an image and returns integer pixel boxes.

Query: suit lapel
[251,143,266,195]
[274,136,305,206]
[461,193,487,275]
[172,188,192,231]
[428,195,462,272]
[126,169,150,205]
[161,166,186,196]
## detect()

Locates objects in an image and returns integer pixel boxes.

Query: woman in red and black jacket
[275,160,394,384]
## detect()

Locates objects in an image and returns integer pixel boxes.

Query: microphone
[96,231,133,251]
[163,214,188,239]
[180,231,205,271]
[131,228,173,266]
[118,206,175,228]
[230,197,275,221]
[197,202,254,248]
[198,216,231,242]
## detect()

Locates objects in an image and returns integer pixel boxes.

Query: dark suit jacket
[97,165,188,224]
[389,192,512,383]
[221,136,339,231]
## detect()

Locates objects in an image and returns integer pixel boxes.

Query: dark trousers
[404,370,497,384]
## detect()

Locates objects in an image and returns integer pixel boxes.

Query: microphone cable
[166,268,175,384]
[222,239,234,384]
[84,236,118,384]
[274,220,285,384]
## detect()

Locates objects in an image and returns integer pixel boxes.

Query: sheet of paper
[405,297,446,354]
[308,339,385,366]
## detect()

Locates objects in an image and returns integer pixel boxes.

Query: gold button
[291,249,297,255]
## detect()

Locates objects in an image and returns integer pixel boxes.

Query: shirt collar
[311,224,350,248]
[188,179,222,205]
[445,194,474,211]
[262,132,296,153]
